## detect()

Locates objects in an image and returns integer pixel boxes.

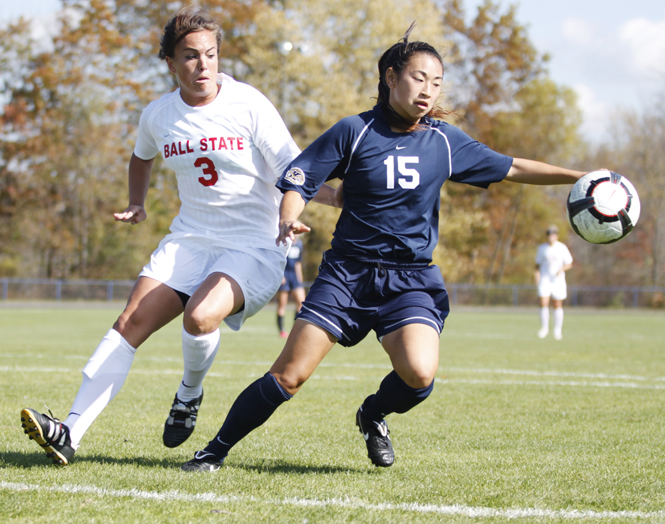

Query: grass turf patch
[1,305,664,522]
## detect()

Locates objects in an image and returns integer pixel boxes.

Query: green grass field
[1,304,664,523]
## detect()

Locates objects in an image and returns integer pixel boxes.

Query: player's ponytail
[377,23,447,131]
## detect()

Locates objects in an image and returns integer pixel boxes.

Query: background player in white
[276,237,306,338]
[181,28,593,472]
[20,6,340,466]
[535,225,573,340]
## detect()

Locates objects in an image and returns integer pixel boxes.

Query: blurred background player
[276,237,306,338]
[19,6,339,466]
[535,225,573,340]
[181,26,590,473]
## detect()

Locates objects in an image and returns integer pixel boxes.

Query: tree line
[0,0,663,293]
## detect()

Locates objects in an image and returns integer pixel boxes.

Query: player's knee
[183,308,219,335]
[401,366,437,390]
[113,311,147,342]
[271,371,306,396]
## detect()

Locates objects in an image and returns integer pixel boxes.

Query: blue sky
[2,0,665,143]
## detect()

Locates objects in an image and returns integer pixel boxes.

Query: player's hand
[113,205,147,225]
[277,220,311,246]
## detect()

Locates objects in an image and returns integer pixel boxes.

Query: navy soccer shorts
[279,269,303,292]
[296,254,450,347]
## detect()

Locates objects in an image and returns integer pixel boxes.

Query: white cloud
[561,17,596,47]
[619,17,665,78]
[573,84,611,143]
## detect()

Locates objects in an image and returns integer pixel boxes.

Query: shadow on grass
[1,451,185,470]
[224,459,372,475]
[2,451,374,475]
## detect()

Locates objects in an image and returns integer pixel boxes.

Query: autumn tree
[0,0,265,278]
[567,97,665,290]
[433,0,586,285]
[1,0,587,287]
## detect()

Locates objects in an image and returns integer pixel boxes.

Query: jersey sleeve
[276,117,357,202]
[133,102,160,161]
[443,124,513,188]
[250,89,301,180]
[535,244,545,265]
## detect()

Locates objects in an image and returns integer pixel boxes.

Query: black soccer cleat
[20,408,75,466]
[355,406,395,467]
[163,390,204,448]
[181,450,225,472]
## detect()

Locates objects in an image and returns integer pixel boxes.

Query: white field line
[446,367,665,382]
[3,356,665,382]
[2,481,663,520]
[436,378,665,390]
[1,364,665,390]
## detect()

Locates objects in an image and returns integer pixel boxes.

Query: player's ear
[165,56,177,75]
[386,67,397,89]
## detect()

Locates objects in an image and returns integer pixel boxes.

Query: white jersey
[133,73,300,252]
[535,241,573,279]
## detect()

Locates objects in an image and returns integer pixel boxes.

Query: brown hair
[377,23,447,131]
[158,6,222,60]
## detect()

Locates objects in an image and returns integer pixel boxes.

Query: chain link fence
[1,278,664,309]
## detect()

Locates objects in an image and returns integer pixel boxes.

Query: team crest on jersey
[284,167,306,186]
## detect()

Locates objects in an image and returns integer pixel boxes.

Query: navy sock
[361,370,434,422]
[205,372,292,459]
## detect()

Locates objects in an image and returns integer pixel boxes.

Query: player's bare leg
[22,277,185,464]
[114,276,187,347]
[270,320,337,394]
[276,290,289,337]
[164,272,243,447]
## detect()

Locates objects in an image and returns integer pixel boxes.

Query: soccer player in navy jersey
[182,26,590,471]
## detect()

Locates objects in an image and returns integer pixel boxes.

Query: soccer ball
[566,170,640,244]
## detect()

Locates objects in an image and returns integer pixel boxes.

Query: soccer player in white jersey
[20,6,340,466]
[181,27,596,472]
[535,225,573,340]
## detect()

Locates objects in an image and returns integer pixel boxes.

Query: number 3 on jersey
[194,157,218,187]
[384,155,420,189]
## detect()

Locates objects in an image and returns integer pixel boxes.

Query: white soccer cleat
[537,328,548,339]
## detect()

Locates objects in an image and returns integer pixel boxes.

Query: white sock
[64,329,136,448]
[540,307,549,331]
[177,327,220,402]
[554,307,564,334]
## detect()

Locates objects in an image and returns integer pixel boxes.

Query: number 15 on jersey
[384,155,420,190]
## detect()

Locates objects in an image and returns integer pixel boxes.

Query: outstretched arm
[505,158,586,185]
[113,153,154,225]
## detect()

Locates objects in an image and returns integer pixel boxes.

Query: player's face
[387,53,442,124]
[166,30,219,107]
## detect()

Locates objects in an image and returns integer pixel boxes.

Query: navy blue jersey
[277,105,513,264]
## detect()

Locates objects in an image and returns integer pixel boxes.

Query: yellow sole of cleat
[20,408,70,466]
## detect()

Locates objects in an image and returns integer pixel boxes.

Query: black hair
[158,5,222,60]
[377,23,446,131]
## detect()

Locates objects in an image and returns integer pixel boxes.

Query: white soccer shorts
[139,232,286,330]
[537,274,567,301]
